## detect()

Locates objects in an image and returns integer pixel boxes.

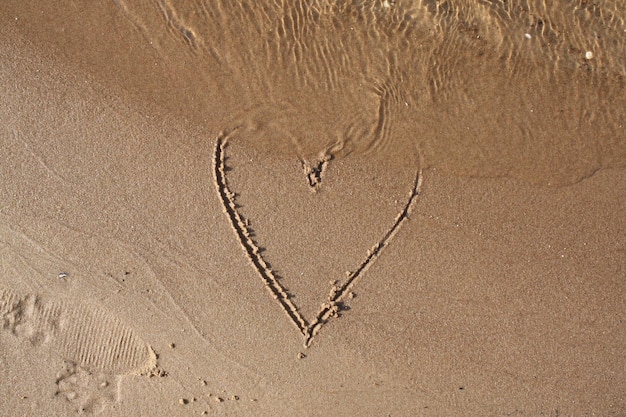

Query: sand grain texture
[1,1,625,416]
[212,132,423,345]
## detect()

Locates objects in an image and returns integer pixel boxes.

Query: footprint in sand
[0,288,160,414]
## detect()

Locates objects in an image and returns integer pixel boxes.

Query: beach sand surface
[1,1,625,415]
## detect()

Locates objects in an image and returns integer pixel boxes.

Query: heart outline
[212,129,422,347]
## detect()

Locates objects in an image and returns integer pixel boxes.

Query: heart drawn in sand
[212,129,422,347]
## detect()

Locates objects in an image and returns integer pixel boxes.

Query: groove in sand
[212,130,422,347]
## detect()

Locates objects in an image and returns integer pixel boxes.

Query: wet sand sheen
[2,0,625,185]
[1,1,625,416]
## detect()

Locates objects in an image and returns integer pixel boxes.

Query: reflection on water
[3,0,625,185]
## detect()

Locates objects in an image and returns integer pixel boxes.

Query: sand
[1,1,625,416]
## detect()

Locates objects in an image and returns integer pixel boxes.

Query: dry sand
[1,1,625,416]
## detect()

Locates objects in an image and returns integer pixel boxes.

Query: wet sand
[1,1,625,415]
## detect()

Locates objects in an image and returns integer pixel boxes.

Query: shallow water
[1,4,625,414]
[3,0,625,185]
